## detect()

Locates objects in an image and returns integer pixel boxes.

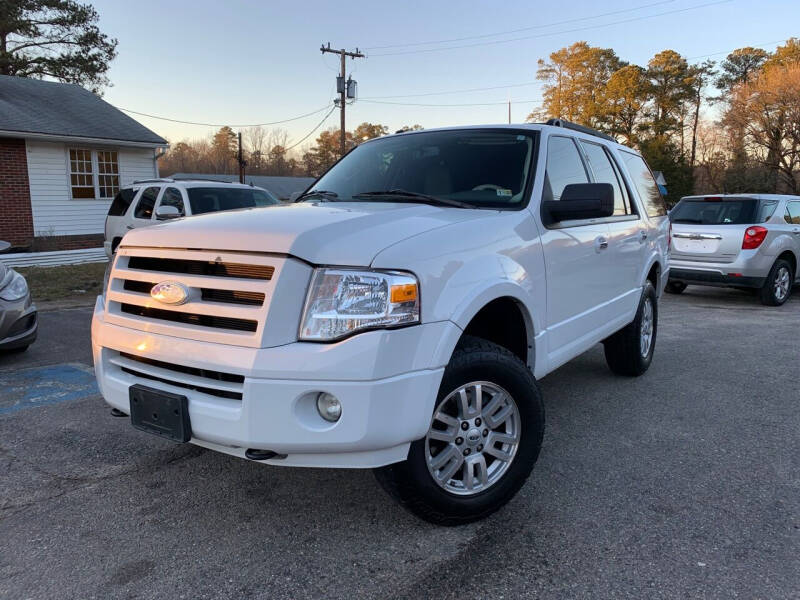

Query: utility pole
[320,43,365,156]
[237,131,246,183]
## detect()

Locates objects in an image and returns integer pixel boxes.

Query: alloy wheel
[425,381,521,496]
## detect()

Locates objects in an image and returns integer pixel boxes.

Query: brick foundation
[0,138,34,248]
[30,233,105,252]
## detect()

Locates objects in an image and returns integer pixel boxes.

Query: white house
[0,75,167,254]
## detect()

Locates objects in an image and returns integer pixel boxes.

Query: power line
[118,104,333,128]
[369,0,732,57]
[364,0,675,51]
[362,38,789,104]
[361,98,541,107]
[320,43,366,155]
[686,38,789,59]
[285,105,338,150]
[362,81,538,100]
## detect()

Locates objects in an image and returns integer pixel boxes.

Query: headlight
[0,270,29,302]
[299,269,420,341]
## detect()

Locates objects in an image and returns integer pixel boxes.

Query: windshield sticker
[496,188,513,197]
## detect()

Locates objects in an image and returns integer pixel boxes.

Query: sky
[92,0,799,152]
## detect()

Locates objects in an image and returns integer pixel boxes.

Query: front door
[538,135,614,366]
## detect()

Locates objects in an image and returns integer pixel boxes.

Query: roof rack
[545,118,615,142]
[132,177,174,184]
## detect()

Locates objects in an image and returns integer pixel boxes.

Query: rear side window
[786,201,800,224]
[134,186,160,219]
[580,141,631,215]
[619,152,667,218]
[670,198,757,225]
[108,188,136,216]
[757,200,778,222]
[544,136,588,202]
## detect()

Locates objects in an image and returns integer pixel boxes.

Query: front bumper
[0,294,37,350]
[91,296,453,468]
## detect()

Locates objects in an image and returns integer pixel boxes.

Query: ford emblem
[150,281,190,305]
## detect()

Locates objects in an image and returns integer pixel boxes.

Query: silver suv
[667,194,800,305]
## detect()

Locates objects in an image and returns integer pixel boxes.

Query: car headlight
[0,270,29,302]
[299,269,420,342]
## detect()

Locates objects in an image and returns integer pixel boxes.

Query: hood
[120,201,486,265]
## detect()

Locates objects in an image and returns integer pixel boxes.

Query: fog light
[316,392,342,422]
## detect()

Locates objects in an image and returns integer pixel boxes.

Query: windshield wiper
[296,190,339,202]
[352,189,476,209]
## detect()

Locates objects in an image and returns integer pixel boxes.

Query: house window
[69,149,95,199]
[68,148,120,199]
[97,151,120,198]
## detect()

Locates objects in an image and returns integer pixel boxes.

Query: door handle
[595,236,609,252]
[639,230,648,242]
[126,225,134,230]
[792,227,800,235]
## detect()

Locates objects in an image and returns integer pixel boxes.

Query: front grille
[127,256,273,280]
[122,279,265,306]
[7,313,36,337]
[120,303,258,332]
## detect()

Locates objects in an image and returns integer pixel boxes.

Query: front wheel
[374,336,544,525]
[603,280,658,376]
[665,281,687,294]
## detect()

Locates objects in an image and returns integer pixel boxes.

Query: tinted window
[544,136,588,202]
[306,130,536,208]
[580,141,630,215]
[253,189,279,206]
[620,152,667,217]
[108,188,136,216]
[134,186,160,219]
[670,198,757,225]
[786,201,800,224]
[187,187,279,215]
[160,187,185,215]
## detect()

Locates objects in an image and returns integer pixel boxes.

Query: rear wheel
[665,281,687,294]
[604,281,657,377]
[374,336,544,525]
[759,259,793,306]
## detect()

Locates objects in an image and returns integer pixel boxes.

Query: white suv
[92,121,669,524]
[104,178,279,256]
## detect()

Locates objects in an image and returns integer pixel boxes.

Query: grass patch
[16,262,108,303]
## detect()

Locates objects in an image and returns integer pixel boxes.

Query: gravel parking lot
[1,288,798,599]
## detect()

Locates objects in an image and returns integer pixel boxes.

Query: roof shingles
[0,75,166,145]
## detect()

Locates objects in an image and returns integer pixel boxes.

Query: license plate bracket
[129,384,191,443]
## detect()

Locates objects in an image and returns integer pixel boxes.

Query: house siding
[26,140,157,238]
[0,137,34,247]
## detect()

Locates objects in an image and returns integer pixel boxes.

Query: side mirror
[155,205,182,220]
[289,191,302,202]
[542,183,614,224]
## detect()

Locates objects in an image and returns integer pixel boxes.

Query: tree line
[158,123,425,178]
[532,39,800,202]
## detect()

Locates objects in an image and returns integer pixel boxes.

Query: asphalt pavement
[1,287,798,599]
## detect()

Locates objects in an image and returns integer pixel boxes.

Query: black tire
[374,336,544,526]
[759,259,793,306]
[665,281,687,294]
[603,281,657,377]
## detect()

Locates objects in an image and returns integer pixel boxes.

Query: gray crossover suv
[667,194,800,305]
[0,242,37,352]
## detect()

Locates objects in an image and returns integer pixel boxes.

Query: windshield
[187,187,278,215]
[304,130,537,208]
[670,198,760,225]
